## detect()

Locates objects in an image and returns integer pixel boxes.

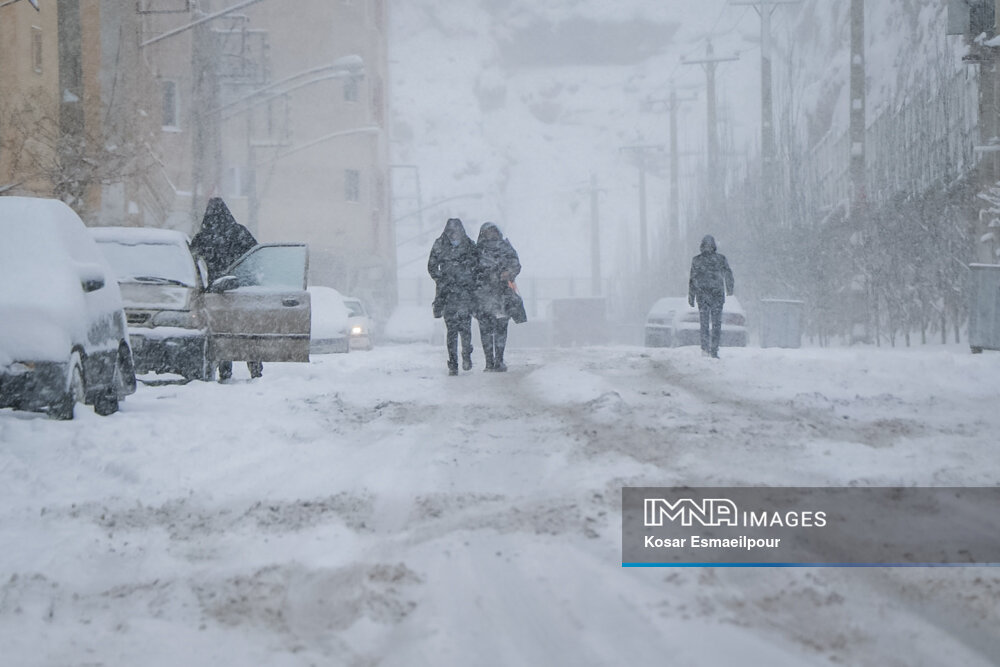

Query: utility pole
[620,144,664,307]
[849,0,866,220]
[643,85,697,290]
[682,41,739,199]
[589,173,602,296]
[730,0,800,207]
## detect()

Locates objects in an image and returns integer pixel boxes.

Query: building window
[225,166,246,198]
[161,80,179,130]
[345,169,360,202]
[31,27,43,74]
[343,76,358,103]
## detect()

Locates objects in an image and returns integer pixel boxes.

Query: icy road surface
[2,343,999,666]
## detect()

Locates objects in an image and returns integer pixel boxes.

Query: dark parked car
[92,228,313,378]
[0,197,136,419]
[91,227,213,380]
[645,296,748,348]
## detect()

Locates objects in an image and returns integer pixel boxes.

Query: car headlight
[351,325,364,336]
[151,310,199,328]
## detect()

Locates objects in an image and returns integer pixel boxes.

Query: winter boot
[462,352,473,371]
[494,349,507,372]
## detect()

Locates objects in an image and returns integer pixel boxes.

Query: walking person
[688,234,735,359]
[190,197,263,381]
[474,222,521,372]
[427,218,478,375]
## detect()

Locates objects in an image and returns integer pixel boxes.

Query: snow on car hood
[119,283,193,310]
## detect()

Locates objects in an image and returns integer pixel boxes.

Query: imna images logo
[644,498,738,527]
[642,497,827,528]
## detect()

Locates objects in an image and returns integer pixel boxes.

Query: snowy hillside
[389,0,967,291]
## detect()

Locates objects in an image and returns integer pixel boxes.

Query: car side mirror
[210,275,240,293]
[78,263,106,293]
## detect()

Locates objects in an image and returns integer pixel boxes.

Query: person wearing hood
[190,197,263,381]
[474,222,521,372]
[427,218,478,375]
[688,234,735,359]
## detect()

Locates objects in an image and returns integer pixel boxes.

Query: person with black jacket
[190,197,262,381]
[427,218,478,375]
[474,222,521,372]
[688,234,735,359]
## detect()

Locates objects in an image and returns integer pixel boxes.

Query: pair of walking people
[428,218,521,375]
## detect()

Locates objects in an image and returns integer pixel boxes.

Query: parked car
[91,227,213,380]
[0,197,136,419]
[645,296,748,348]
[92,229,312,378]
[308,285,350,354]
[343,295,375,350]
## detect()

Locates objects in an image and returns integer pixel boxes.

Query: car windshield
[344,300,365,317]
[97,240,197,287]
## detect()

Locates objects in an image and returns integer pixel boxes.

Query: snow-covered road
[1,343,999,666]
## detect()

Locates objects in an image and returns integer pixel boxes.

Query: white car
[308,285,350,354]
[343,295,375,350]
[645,296,748,348]
[0,197,136,419]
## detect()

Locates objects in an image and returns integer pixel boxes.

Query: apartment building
[141,0,395,318]
[1,1,169,227]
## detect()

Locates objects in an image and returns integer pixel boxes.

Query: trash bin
[969,264,1000,353]
[760,298,804,349]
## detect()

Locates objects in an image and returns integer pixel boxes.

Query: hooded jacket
[190,198,258,282]
[474,222,521,319]
[427,218,478,316]
[688,235,734,306]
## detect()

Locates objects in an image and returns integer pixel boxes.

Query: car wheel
[118,344,137,395]
[48,352,84,420]
[93,356,122,416]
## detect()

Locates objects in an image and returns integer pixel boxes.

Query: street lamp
[215,55,364,120]
[0,0,40,10]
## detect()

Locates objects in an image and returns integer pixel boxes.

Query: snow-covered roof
[89,226,191,246]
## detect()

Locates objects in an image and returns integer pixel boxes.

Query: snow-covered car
[0,197,136,419]
[645,296,748,348]
[308,285,350,354]
[93,232,312,377]
[91,227,214,381]
[343,295,375,350]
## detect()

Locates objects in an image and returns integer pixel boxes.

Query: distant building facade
[141,0,396,318]
[1,1,169,227]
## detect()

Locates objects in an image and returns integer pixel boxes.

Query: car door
[203,244,311,362]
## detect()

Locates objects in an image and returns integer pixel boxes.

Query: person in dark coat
[688,234,735,359]
[474,222,521,372]
[427,218,478,375]
[190,197,262,380]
